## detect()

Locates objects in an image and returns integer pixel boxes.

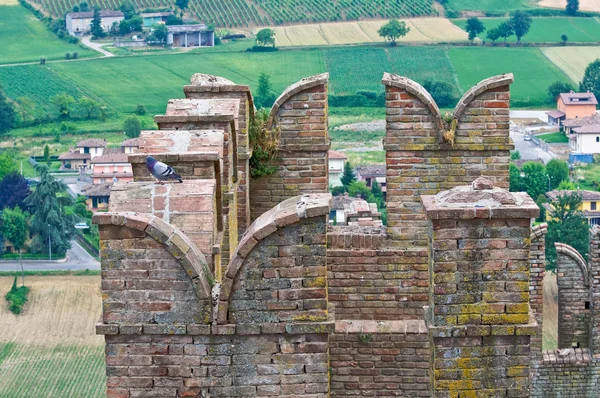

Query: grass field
[0,5,95,65]
[542,46,600,83]
[449,47,571,106]
[453,17,600,43]
[537,131,569,143]
[0,275,105,397]
[446,0,535,11]
[538,0,600,12]
[259,18,468,47]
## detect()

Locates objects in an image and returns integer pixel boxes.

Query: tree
[348,181,376,203]
[545,159,569,190]
[566,0,579,15]
[90,8,105,38]
[151,23,168,42]
[509,11,532,44]
[0,172,30,211]
[422,80,457,108]
[561,34,568,45]
[129,15,143,32]
[2,206,28,286]
[0,88,16,135]
[497,21,514,43]
[558,180,576,190]
[175,0,189,18]
[166,15,184,25]
[119,19,131,34]
[123,115,141,138]
[24,165,76,258]
[546,192,589,270]
[44,145,50,167]
[486,27,501,44]
[0,153,17,180]
[79,1,89,12]
[580,59,600,101]
[50,93,75,119]
[510,150,521,160]
[340,162,356,188]
[509,163,522,192]
[371,180,385,209]
[78,97,100,119]
[521,161,547,199]
[465,17,485,43]
[377,19,410,45]
[256,28,275,47]
[119,2,136,19]
[547,81,574,102]
[255,73,277,109]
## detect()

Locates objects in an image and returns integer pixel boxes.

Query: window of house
[92,197,98,208]
[592,202,597,210]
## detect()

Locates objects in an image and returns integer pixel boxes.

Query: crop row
[32,0,434,27]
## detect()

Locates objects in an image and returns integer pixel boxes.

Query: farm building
[546,190,600,226]
[141,12,173,27]
[328,150,346,187]
[167,24,214,47]
[547,90,598,126]
[66,10,124,37]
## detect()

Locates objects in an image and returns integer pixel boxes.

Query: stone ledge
[541,348,592,366]
[335,320,427,334]
[96,321,334,336]
[382,141,515,152]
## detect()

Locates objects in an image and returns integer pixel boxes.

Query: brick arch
[555,242,589,286]
[453,73,514,119]
[266,72,329,130]
[531,223,548,240]
[93,212,214,299]
[216,193,331,324]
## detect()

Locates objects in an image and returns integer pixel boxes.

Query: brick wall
[589,226,600,357]
[383,73,513,247]
[531,350,600,397]
[556,243,591,349]
[250,74,330,221]
[330,320,430,397]
[529,224,547,359]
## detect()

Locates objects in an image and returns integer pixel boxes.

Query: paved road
[511,131,554,164]
[0,241,100,271]
[81,36,114,57]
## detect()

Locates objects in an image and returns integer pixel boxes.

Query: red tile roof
[328,150,347,160]
[559,91,598,106]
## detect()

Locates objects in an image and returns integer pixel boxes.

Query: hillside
[29,0,436,26]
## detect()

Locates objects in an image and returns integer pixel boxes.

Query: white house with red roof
[328,150,347,187]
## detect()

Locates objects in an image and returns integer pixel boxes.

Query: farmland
[260,18,468,47]
[0,275,105,397]
[448,47,571,107]
[542,46,600,83]
[538,0,600,12]
[445,0,535,12]
[0,5,95,65]
[30,0,435,26]
[452,17,600,43]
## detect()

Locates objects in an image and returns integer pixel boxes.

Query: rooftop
[140,12,173,17]
[561,114,600,128]
[573,124,600,134]
[121,138,140,147]
[68,10,124,19]
[328,150,347,160]
[58,151,90,160]
[356,164,386,177]
[546,110,566,119]
[167,24,211,33]
[91,152,129,164]
[559,91,598,106]
[547,189,600,201]
[331,195,356,210]
[82,183,112,197]
[77,138,107,148]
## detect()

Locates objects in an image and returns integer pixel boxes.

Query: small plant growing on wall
[249,108,280,178]
[358,333,374,344]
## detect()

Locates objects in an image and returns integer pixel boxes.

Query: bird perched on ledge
[146,156,183,184]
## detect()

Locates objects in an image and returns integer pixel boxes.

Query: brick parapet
[250,74,330,221]
[530,224,547,359]
[591,226,600,356]
[556,242,591,349]
[383,74,514,247]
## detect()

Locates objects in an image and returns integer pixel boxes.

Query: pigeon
[146,156,183,184]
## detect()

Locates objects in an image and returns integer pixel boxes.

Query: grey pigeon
[146,156,183,183]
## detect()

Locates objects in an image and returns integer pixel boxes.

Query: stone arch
[216,193,331,324]
[93,212,214,299]
[555,242,589,287]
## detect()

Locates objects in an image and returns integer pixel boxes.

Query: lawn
[446,0,536,11]
[452,17,600,43]
[0,5,95,65]
[448,46,572,107]
[537,132,568,143]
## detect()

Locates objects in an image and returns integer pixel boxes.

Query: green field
[0,5,95,65]
[449,47,571,106]
[537,131,569,143]
[446,0,535,12]
[453,17,600,43]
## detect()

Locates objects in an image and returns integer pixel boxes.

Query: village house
[82,183,111,212]
[328,150,346,187]
[356,164,386,197]
[546,189,600,226]
[91,150,134,184]
[329,194,355,224]
[546,90,598,126]
[58,138,107,172]
[561,114,600,163]
[167,24,214,47]
[141,12,173,27]
[66,10,124,36]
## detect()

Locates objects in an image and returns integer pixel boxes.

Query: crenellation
[95,73,600,398]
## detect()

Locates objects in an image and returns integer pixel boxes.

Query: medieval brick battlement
[95,73,600,397]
